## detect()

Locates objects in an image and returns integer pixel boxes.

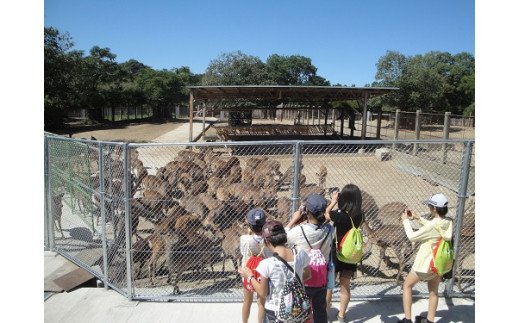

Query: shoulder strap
[247,236,265,257]
[349,215,356,229]
[273,251,304,286]
[301,224,331,250]
[319,226,331,249]
[300,226,313,249]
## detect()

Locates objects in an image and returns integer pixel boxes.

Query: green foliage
[201,51,330,86]
[374,50,475,115]
[202,51,267,85]
[44,26,202,128]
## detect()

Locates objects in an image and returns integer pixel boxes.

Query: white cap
[424,193,448,208]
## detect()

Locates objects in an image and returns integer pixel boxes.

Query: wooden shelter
[187,85,398,142]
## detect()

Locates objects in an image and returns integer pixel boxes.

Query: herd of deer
[51,145,475,293]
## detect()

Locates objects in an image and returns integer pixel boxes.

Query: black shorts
[333,256,357,274]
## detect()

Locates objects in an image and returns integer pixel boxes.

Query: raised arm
[286,207,304,230]
[325,191,339,222]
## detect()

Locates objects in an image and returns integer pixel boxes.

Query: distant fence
[357,110,474,141]
[67,106,191,122]
[45,134,475,302]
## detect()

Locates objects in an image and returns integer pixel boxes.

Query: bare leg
[242,288,253,323]
[402,272,420,320]
[256,296,266,323]
[427,276,441,322]
[326,288,332,309]
[338,273,352,319]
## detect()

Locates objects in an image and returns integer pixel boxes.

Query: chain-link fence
[45,134,475,301]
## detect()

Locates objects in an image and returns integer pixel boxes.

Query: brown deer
[365,224,414,283]
[316,165,327,189]
[52,193,65,238]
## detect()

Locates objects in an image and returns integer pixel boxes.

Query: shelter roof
[187,85,398,102]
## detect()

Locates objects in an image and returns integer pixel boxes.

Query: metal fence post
[393,109,401,149]
[445,141,474,297]
[290,141,303,216]
[124,143,134,300]
[44,136,50,250]
[442,112,451,164]
[413,109,421,155]
[47,138,56,251]
[99,142,109,289]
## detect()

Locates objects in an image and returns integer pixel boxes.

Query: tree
[202,51,267,85]
[374,50,475,115]
[120,59,149,79]
[44,27,82,128]
[76,46,123,121]
[265,54,329,85]
[135,68,186,119]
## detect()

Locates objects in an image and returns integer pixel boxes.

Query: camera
[328,187,340,197]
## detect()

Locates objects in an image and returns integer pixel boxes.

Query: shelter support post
[361,92,368,140]
[324,107,329,136]
[340,110,345,137]
[393,109,401,149]
[376,110,382,139]
[202,102,206,139]
[189,91,194,142]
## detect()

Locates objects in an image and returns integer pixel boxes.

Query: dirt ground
[68,121,185,142]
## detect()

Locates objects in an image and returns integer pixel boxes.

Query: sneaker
[397,318,413,323]
[414,316,432,323]
[337,313,346,322]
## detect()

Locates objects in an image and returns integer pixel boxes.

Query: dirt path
[69,122,185,142]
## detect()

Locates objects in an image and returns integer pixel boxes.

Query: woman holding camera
[398,193,453,323]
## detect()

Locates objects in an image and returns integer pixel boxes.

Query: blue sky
[44,0,474,86]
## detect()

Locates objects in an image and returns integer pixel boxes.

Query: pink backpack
[300,225,330,288]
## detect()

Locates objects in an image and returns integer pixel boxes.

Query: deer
[221,222,248,274]
[365,223,415,283]
[164,214,224,294]
[52,193,65,238]
[362,201,414,282]
[316,165,327,189]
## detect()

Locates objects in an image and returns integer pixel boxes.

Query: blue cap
[246,208,266,226]
[305,194,327,214]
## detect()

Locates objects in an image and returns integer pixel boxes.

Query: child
[239,220,311,323]
[398,193,453,323]
[239,208,271,323]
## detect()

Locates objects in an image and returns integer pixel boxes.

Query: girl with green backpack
[324,184,366,323]
[398,193,453,323]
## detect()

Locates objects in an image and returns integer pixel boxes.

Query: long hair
[337,184,363,218]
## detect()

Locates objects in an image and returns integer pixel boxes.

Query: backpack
[336,215,364,264]
[242,242,264,292]
[430,234,454,277]
[300,225,330,287]
[273,252,312,323]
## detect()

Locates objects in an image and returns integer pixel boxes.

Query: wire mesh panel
[299,141,475,298]
[45,135,475,301]
[127,142,296,301]
[46,137,111,283]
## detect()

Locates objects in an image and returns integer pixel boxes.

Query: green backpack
[430,237,454,277]
[336,215,364,264]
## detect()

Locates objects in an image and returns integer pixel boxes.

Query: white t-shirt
[239,234,273,267]
[286,223,333,261]
[255,249,310,311]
